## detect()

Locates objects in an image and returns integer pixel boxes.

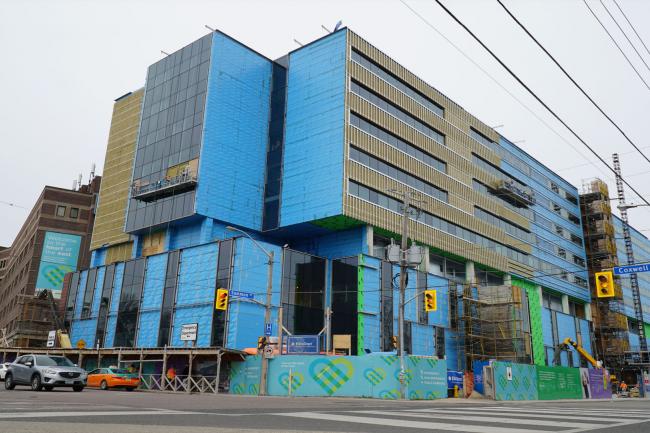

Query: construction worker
[620,380,628,395]
[166,367,176,381]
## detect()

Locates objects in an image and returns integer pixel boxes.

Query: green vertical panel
[512,277,545,366]
[357,254,364,355]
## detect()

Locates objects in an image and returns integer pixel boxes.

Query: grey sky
[1,0,649,247]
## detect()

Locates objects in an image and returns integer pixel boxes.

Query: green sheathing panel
[357,254,365,355]
[512,277,545,366]
[311,215,363,231]
[537,366,583,400]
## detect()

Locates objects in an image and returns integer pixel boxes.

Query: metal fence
[138,374,221,394]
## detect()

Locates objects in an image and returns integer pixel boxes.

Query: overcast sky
[1,0,649,247]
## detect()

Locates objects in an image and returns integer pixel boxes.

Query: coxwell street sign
[613,263,650,276]
[230,290,254,300]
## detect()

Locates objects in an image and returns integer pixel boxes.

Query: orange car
[87,367,139,391]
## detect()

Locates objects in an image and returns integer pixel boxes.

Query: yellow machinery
[553,337,601,368]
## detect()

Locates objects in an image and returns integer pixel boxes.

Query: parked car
[87,367,139,391]
[0,363,10,381]
[4,355,87,392]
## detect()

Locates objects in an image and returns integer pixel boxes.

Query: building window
[558,248,566,259]
[550,182,559,194]
[350,81,445,145]
[351,49,444,117]
[349,146,448,203]
[69,207,79,219]
[350,113,447,173]
[469,128,496,150]
[56,205,66,217]
[543,292,563,312]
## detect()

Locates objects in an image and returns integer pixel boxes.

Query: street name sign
[230,290,254,299]
[613,263,650,275]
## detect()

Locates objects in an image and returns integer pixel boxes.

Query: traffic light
[391,336,398,349]
[257,336,267,351]
[424,289,437,312]
[595,271,615,298]
[215,288,229,310]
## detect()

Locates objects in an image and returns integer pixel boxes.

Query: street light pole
[225,226,273,396]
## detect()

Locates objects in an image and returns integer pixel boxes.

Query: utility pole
[397,191,410,400]
[386,189,424,399]
[612,154,647,354]
[260,250,274,396]
[225,226,274,396]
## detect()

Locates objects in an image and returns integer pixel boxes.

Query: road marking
[0,410,192,419]
[356,410,607,429]
[417,407,650,420]
[473,406,650,417]
[276,411,555,433]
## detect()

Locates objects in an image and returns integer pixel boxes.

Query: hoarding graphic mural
[35,231,82,299]
[230,355,447,400]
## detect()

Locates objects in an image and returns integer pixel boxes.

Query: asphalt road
[0,384,649,433]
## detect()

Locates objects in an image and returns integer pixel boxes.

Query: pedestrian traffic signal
[595,271,615,298]
[257,336,267,351]
[424,289,437,312]
[391,336,398,349]
[215,288,229,310]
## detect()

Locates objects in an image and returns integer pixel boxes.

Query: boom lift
[553,337,602,368]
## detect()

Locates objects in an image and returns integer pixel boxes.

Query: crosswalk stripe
[471,406,650,417]
[276,411,558,433]
[403,408,629,422]
[0,410,192,419]
[357,410,606,429]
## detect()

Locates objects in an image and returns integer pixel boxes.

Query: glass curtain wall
[331,257,359,355]
[281,250,326,335]
[114,258,146,347]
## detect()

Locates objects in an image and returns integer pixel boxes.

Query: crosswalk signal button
[595,271,615,298]
[215,288,229,310]
[424,289,437,312]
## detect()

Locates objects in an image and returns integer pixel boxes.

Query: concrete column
[465,261,476,285]
[561,294,570,315]
[584,303,592,321]
[365,225,373,256]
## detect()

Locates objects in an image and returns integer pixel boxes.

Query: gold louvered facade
[89,89,143,263]
[343,30,534,277]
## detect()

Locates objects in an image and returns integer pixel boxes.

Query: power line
[431,0,650,208]
[612,0,650,58]
[582,0,650,91]
[0,200,27,210]
[496,0,650,167]
[599,0,650,72]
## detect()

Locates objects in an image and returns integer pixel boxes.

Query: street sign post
[46,330,56,348]
[613,263,650,275]
[230,290,255,300]
[180,323,198,341]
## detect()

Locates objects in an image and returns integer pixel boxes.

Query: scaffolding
[1,294,61,348]
[458,283,532,367]
[580,178,629,370]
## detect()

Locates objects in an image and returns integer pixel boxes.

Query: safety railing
[138,374,220,394]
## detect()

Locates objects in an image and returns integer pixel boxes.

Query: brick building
[0,178,100,347]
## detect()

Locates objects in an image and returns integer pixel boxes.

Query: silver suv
[4,355,87,392]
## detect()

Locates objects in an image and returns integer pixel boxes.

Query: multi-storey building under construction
[56,28,594,371]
